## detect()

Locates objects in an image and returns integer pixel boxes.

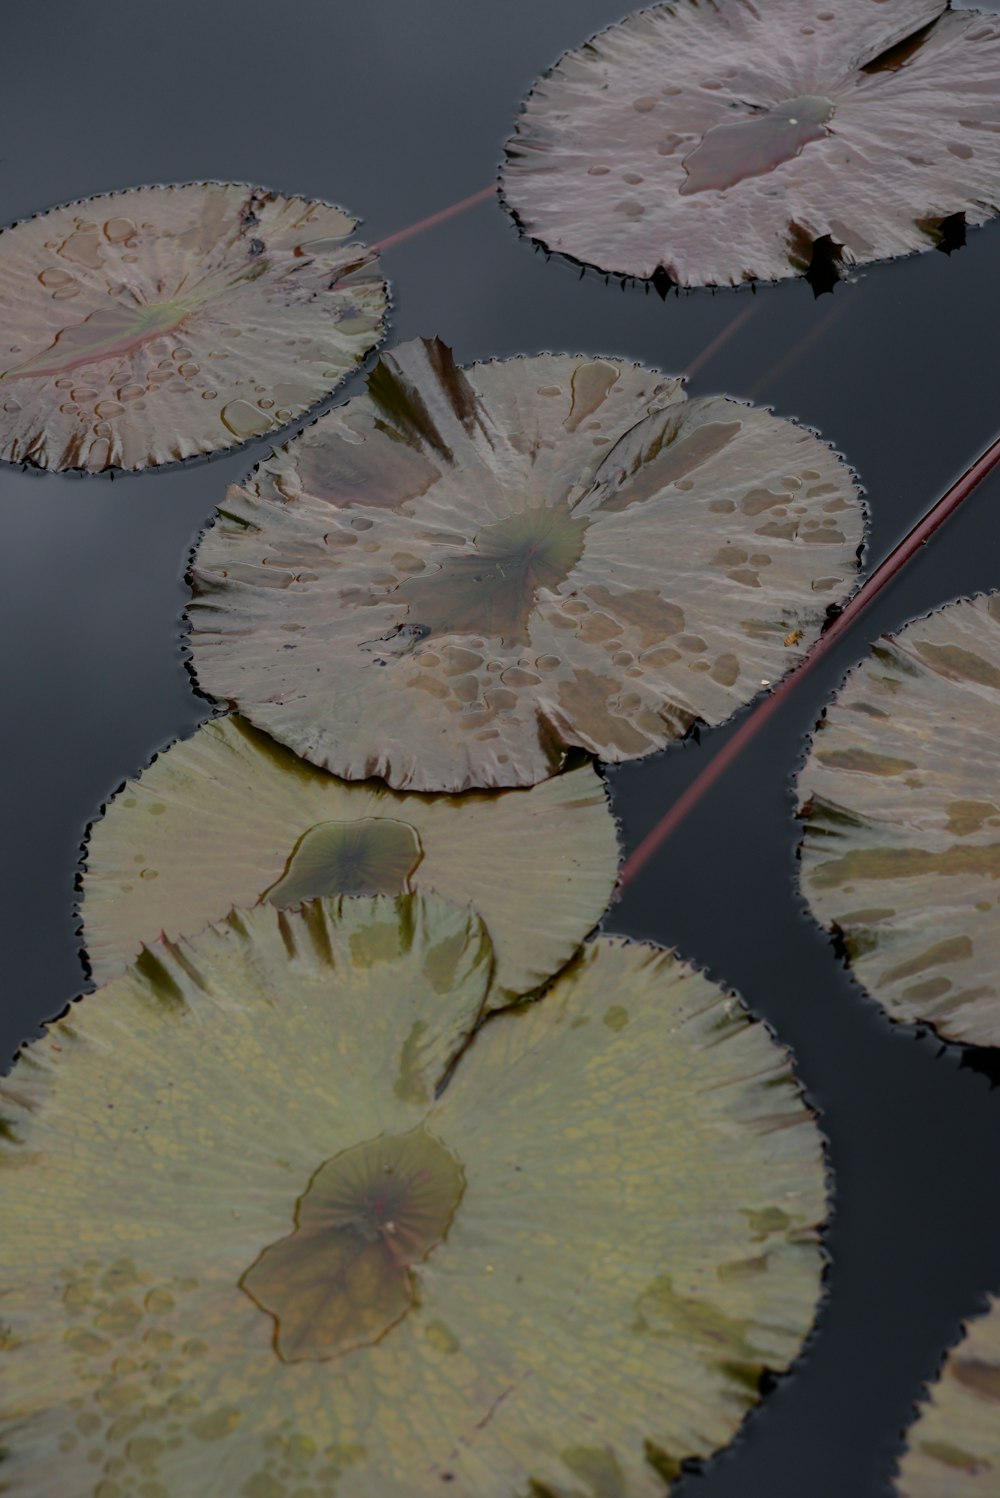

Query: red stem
[618,426,1000,889]
[370,186,497,254]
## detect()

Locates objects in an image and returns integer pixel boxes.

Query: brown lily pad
[798,593,1000,1048]
[896,1297,1000,1496]
[0,182,387,471]
[187,338,864,791]
[79,713,621,1007]
[501,0,1000,287]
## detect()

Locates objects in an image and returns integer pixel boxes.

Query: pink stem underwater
[686,300,760,379]
[370,186,498,254]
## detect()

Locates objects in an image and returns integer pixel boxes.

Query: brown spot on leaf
[583,585,684,647]
[919,1440,990,1474]
[881,936,974,987]
[812,842,1000,890]
[815,748,917,775]
[557,670,655,755]
[953,1357,1000,1404]
[946,800,999,837]
[564,360,621,433]
[710,654,740,686]
[600,416,742,512]
[914,642,1000,690]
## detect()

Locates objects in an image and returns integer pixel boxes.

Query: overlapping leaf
[0,183,387,471]
[502,0,1000,287]
[188,337,863,791]
[798,594,1000,1047]
[896,1297,1000,1495]
[0,893,826,1497]
[80,713,620,1006]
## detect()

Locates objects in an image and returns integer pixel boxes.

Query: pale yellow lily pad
[798,593,1000,1048]
[896,1297,1000,1496]
[79,713,620,1007]
[0,894,826,1497]
[188,337,864,791]
[0,182,387,471]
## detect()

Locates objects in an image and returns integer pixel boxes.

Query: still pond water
[2,1,1000,1493]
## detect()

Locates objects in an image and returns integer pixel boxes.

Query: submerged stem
[371,186,497,254]
[686,301,760,379]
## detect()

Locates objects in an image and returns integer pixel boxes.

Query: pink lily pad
[502,0,1000,287]
[188,338,864,792]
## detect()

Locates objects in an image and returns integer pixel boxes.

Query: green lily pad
[0,893,827,1497]
[0,182,387,471]
[896,1297,1000,1495]
[798,593,1000,1048]
[188,337,863,791]
[501,0,1000,287]
[80,713,620,1007]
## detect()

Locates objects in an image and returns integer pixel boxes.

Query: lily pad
[188,337,864,791]
[0,182,387,471]
[501,0,1000,287]
[798,594,1000,1047]
[0,893,827,1497]
[896,1297,1000,1495]
[80,712,620,1006]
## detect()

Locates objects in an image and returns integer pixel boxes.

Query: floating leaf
[188,338,864,791]
[0,183,387,471]
[896,1297,1000,1495]
[0,894,826,1497]
[501,0,1000,287]
[798,594,1000,1047]
[80,713,619,1006]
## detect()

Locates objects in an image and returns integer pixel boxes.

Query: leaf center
[241,1126,465,1362]
[679,96,836,196]
[398,504,590,643]
[262,818,424,904]
[1,299,193,381]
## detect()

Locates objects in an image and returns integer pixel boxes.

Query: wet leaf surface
[80,713,620,1007]
[241,1125,466,1363]
[501,0,1000,286]
[798,593,1000,1047]
[188,338,863,790]
[0,183,387,471]
[262,817,424,903]
[896,1296,1000,1495]
[0,893,826,1497]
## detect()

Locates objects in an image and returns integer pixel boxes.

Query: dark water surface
[3,2,1000,1494]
